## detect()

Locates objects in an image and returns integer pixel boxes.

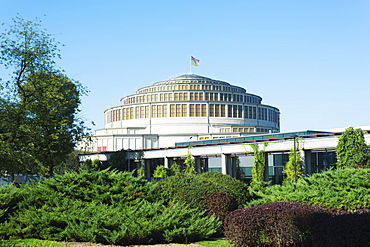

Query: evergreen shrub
[152,171,249,210]
[224,202,330,247]
[247,168,370,211]
[0,169,220,245]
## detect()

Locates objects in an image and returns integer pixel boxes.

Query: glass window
[220,105,225,117]
[145,106,149,118]
[170,104,175,117]
[157,105,162,117]
[209,104,214,117]
[182,104,187,117]
[152,105,157,118]
[202,104,207,117]
[190,104,195,117]
[214,104,220,117]
[228,105,233,117]
[163,105,167,117]
[196,104,201,117]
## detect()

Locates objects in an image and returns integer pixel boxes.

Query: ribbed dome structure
[89,74,280,151]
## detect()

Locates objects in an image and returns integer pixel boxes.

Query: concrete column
[221,154,231,175]
[164,157,170,168]
[144,159,151,178]
[194,156,201,173]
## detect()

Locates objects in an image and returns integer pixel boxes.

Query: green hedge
[0,169,221,245]
[151,171,249,210]
[247,168,370,211]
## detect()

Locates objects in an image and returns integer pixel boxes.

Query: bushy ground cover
[0,169,222,245]
[151,171,249,211]
[1,168,369,246]
[247,168,370,212]
[223,168,370,247]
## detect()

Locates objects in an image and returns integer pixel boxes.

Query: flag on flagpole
[191,56,200,66]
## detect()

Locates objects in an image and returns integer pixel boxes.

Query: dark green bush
[248,168,370,211]
[152,171,249,210]
[224,202,330,247]
[1,199,220,245]
[0,184,29,223]
[0,169,221,244]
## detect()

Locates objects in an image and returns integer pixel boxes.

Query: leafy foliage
[324,213,370,247]
[335,127,370,169]
[0,169,220,245]
[106,149,127,171]
[170,161,181,175]
[153,165,169,178]
[152,172,249,211]
[284,138,304,182]
[0,16,88,176]
[204,191,238,223]
[184,147,195,175]
[247,168,370,211]
[249,143,268,185]
[224,202,330,247]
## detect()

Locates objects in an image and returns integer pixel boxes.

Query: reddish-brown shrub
[325,213,370,247]
[204,191,238,222]
[224,202,330,247]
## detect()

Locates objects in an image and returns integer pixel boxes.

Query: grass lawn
[196,239,234,246]
[0,238,234,246]
[0,239,64,246]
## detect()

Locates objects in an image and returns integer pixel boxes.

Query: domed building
[82,74,280,152]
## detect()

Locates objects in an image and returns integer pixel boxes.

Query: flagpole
[190,56,192,74]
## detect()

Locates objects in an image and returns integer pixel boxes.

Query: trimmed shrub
[247,168,370,212]
[0,184,29,224]
[151,172,249,210]
[21,168,154,207]
[325,213,370,247]
[0,169,221,245]
[204,191,238,222]
[224,202,330,247]
[1,199,220,245]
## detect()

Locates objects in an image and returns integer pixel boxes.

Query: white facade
[80,74,280,152]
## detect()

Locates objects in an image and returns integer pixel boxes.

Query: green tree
[108,149,127,171]
[136,151,145,177]
[184,147,195,175]
[170,161,181,175]
[335,127,370,169]
[0,16,88,176]
[284,138,303,182]
[54,150,81,175]
[22,73,85,176]
[153,165,168,178]
[249,142,268,184]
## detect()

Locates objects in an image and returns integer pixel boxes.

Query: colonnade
[139,149,314,180]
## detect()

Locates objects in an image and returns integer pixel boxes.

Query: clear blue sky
[1,0,370,132]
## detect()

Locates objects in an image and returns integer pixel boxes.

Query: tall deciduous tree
[22,73,85,176]
[335,127,370,169]
[0,16,88,176]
